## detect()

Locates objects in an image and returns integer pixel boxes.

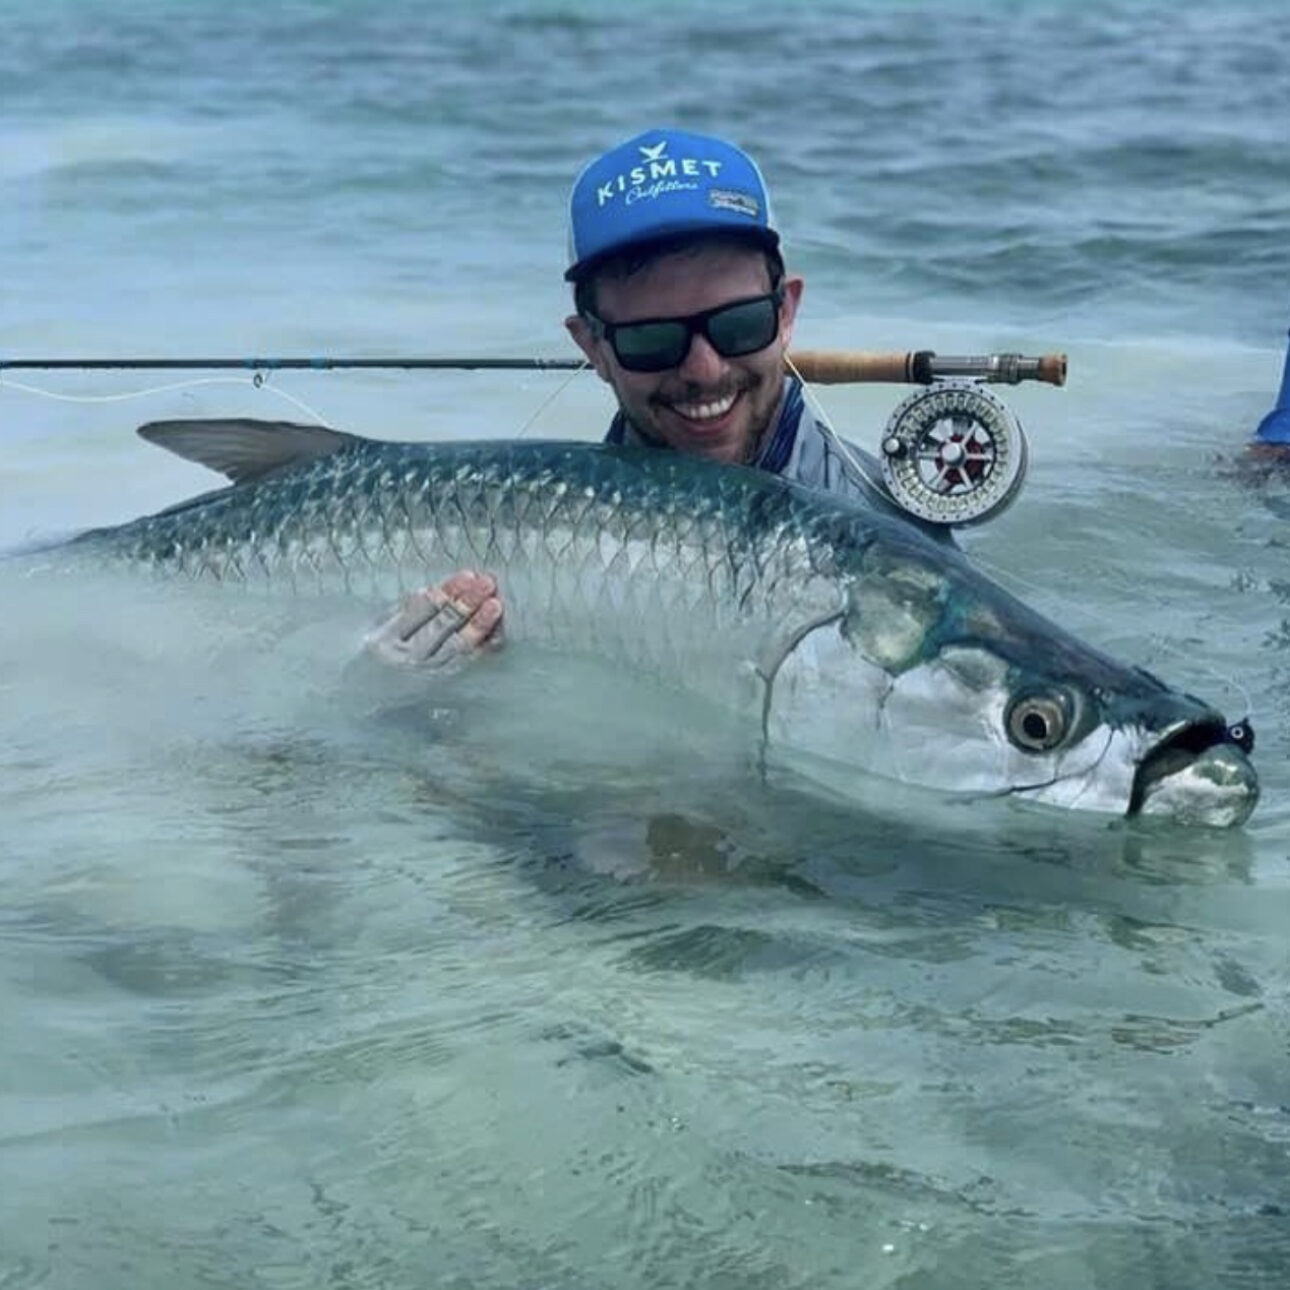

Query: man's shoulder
[778,409,883,501]
[776,410,958,544]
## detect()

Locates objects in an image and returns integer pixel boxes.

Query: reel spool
[878,380,1028,526]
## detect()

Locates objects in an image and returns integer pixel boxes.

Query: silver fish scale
[76,438,866,683]
[55,433,1261,826]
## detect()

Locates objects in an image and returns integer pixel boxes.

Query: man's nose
[675,331,726,383]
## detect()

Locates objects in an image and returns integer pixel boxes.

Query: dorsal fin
[137,418,360,484]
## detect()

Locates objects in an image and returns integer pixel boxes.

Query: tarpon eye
[1005,691,1073,752]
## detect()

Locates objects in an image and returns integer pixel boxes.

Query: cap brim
[565,222,780,283]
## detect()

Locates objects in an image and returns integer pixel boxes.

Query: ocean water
[3,1,1290,1286]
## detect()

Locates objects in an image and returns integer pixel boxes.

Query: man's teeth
[673,392,736,421]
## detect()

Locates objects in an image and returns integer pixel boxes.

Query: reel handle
[789,349,1067,387]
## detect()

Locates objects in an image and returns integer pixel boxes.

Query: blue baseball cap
[565,128,780,282]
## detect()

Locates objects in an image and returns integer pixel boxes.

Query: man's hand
[364,569,504,669]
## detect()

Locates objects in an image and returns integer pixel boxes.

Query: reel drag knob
[878,380,1028,526]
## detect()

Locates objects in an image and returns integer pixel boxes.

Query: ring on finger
[436,597,469,626]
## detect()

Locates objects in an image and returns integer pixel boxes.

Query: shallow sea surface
[3,1,1290,1286]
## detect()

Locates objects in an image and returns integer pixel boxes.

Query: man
[370,127,896,668]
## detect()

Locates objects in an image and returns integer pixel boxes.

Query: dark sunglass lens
[612,320,689,372]
[706,296,779,358]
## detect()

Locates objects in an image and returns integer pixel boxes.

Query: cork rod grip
[787,350,917,384]
[787,350,1068,387]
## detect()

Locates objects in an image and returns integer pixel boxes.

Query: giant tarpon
[55,417,1258,827]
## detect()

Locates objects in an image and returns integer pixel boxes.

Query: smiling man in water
[370,127,894,667]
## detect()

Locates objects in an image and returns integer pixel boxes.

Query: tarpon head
[764,534,1259,828]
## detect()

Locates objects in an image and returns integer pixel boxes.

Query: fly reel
[878,380,1028,526]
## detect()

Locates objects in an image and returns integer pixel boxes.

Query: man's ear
[565,314,614,383]
[777,276,805,349]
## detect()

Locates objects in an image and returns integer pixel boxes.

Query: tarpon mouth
[1130,718,1259,828]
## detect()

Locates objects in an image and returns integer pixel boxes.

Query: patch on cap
[708,188,760,219]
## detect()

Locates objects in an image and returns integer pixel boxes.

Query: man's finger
[440,569,498,604]
[391,587,447,642]
[404,597,472,661]
[457,596,504,651]
[395,591,503,666]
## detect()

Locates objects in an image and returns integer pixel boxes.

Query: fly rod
[0,350,1067,386]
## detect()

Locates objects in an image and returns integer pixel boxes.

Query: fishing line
[510,359,591,437]
[0,361,591,440]
[784,354,890,496]
[0,373,334,427]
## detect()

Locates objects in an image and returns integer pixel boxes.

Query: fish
[57,416,1257,828]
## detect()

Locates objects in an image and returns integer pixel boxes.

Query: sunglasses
[587,289,784,373]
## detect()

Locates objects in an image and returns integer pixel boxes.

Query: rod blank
[0,350,1068,386]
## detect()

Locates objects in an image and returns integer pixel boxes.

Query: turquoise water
[3,2,1290,1286]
